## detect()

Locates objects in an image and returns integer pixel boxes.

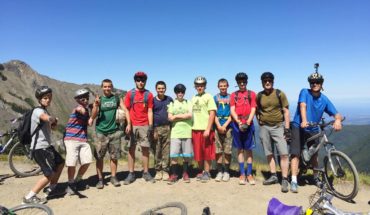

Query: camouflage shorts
[93,130,123,160]
[215,128,232,154]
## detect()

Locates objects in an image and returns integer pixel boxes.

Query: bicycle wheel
[8,142,41,177]
[9,203,53,215]
[141,202,187,215]
[324,150,359,201]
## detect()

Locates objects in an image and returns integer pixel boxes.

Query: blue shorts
[231,122,256,150]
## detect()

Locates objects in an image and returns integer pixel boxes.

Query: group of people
[22,69,343,204]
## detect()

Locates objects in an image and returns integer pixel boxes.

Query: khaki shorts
[93,130,123,160]
[259,124,288,156]
[215,128,233,155]
[65,140,93,166]
[129,126,150,148]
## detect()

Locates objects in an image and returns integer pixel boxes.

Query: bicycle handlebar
[307,117,346,129]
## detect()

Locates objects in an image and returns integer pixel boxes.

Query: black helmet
[134,71,148,81]
[261,72,274,81]
[235,72,248,81]
[74,88,89,99]
[35,86,52,100]
[308,72,324,83]
[174,84,186,94]
[194,76,207,85]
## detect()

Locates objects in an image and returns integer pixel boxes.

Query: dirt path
[1,161,369,214]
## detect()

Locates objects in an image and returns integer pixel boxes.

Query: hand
[284,128,291,142]
[50,117,58,129]
[147,125,154,138]
[88,118,94,126]
[239,123,249,132]
[93,94,100,107]
[333,119,342,131]
[203,129,210,138]
[300,121,308,128]
[125,124,131,134]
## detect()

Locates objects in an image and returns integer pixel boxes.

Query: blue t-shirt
[153,95,173,127]
[214,93,231,126]
[292,89,338,131]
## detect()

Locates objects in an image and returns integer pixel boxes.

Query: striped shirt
[64,105,89,142]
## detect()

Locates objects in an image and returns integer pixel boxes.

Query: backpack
[17,107,43,146]
[234,90,251,105]
[215,93,230,108]
[129,88,150,108]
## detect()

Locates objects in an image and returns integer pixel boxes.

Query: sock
[292,176,297,183]
[217,163,223,173]
[68,179,75,184]
[271,172,277,177]
[239,162,245,175]
[49,184,57,190]
[75,175,83,182]
[224,163,230,173]
[183,162,189,173]
[283,177,288,181]
[25,191,36,199]
[246,163,253,176]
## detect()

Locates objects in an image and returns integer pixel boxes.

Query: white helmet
[74,89,89,99]
[194,76,207,85]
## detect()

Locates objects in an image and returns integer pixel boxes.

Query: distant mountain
[0,60,125,139]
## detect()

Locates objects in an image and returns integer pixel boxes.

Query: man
[191,76,217,183]
[256,72,290,193]
[230,72,257,185]
[290,66,342,193]
[124,71,155,184]
[152,81,173,181]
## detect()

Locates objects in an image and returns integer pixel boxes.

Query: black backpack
[17,107,43,147]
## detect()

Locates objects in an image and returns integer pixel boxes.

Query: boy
[167,84,193,184]
[64,89,93,195]
[23,86,64,204]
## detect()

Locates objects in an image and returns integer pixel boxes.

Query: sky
[1,0,370,108]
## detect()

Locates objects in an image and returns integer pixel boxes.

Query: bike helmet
[260,72,274,81]
[235,72,248,82]
[74,88,90,99]
[194,76,207,85]
[35,86,52,100]
[308,72,324,83]
[174,83,186,94]
[134,71,148,81]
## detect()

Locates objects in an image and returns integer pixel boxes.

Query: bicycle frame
[0,132,17,154]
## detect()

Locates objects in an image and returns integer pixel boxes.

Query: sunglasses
[135,78,146,83]
[195,85,205,88]
[310,81,322,85]
[237,81,246,84]
[79,97,89,102]
[263,79,273,84]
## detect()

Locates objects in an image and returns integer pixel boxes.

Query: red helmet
[134,71,147,81]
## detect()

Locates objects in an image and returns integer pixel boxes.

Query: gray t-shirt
[30,108,51,150]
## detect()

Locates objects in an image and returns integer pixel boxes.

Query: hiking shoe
[167,174,178,185]
[196,172,203,181]
[143,172,155,183]
[75,179,89,190]
[290,182,298,193]
[222,172,230,182]
[247,175,256,185]
[183,172,190,183]
[281,179,289,193]
[96,180,104,189]
[23,195,47,204]
[154,171,162,181]
[215,172,223,182]
[110,176,121,187]
[239,175,246,185]
[44,187,65,197]
[123,172,136,185]
[162,171,170,181]
[66,183,77,195]
[263,175,278,185]
[200,171,211,183]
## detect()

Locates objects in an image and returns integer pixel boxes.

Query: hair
[218,78,229,87]
[101,79,113,87]
[155,80,166,88]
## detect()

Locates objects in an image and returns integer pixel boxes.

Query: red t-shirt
[124,89,154,126]
[230,90,256,123]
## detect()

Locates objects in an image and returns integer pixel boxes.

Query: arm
[148,107,153,127]
[300,102,308,128]
[88,95,100,126]
[230,105,240,124]
[120,97,131,134]
[333,113,342,131]
[246,107,256,125]
[283,107,290,129]
[39,113,58,130]
[204,110,215,137]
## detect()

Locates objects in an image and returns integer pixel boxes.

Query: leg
[68,166,76,182]
[96,158,104,179]
[142,146,150,173]
[110,159,118,177]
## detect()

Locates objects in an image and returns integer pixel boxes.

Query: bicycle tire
[324,150,359,201]
[8,142,41,177]
[141,202,187,215]
[9,203,53,215]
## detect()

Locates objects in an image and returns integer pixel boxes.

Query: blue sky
[1,0,370,108]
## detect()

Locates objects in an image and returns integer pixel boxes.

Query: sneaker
[123,172,136,185]
[200,171,211,183]
[23,195,47,204]
[222,172,230,182]
[44,187,65,197]
[167,174,178,185]
[65,183,77,195]
[96,180,104,189]
[154,171,163,181]
[183,172,190,183]
[215,172,223,182]
[247,175,256,185]
[196,172,203,181]
[110,176,121,187]
[290,182,298,193]
[281,179,289,193]
[142,172,155,183]
[263,175,278,185]
[162,171,170,181]
[75,179,89,190]
[239,175,246,185]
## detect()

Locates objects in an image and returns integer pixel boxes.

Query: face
[76,96,89,106]
[237,79,247,91]
[310,81,322,92]
[102,81,113,96]
[39,93,52,107]
[176,91,185,100]
[195,84,206,94]
[218,82,228,94]
[135,77,146,90]
[156,84,166,97]
[262,78,274,90]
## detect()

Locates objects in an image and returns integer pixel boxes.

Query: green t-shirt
[191,92,217,130]
[96,95,118,134]
[257,89,289,125]
[167,99,192,138]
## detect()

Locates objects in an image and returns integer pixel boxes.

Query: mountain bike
[299,118,359,201]
[0,203,53,215]
[0,119,41,177]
